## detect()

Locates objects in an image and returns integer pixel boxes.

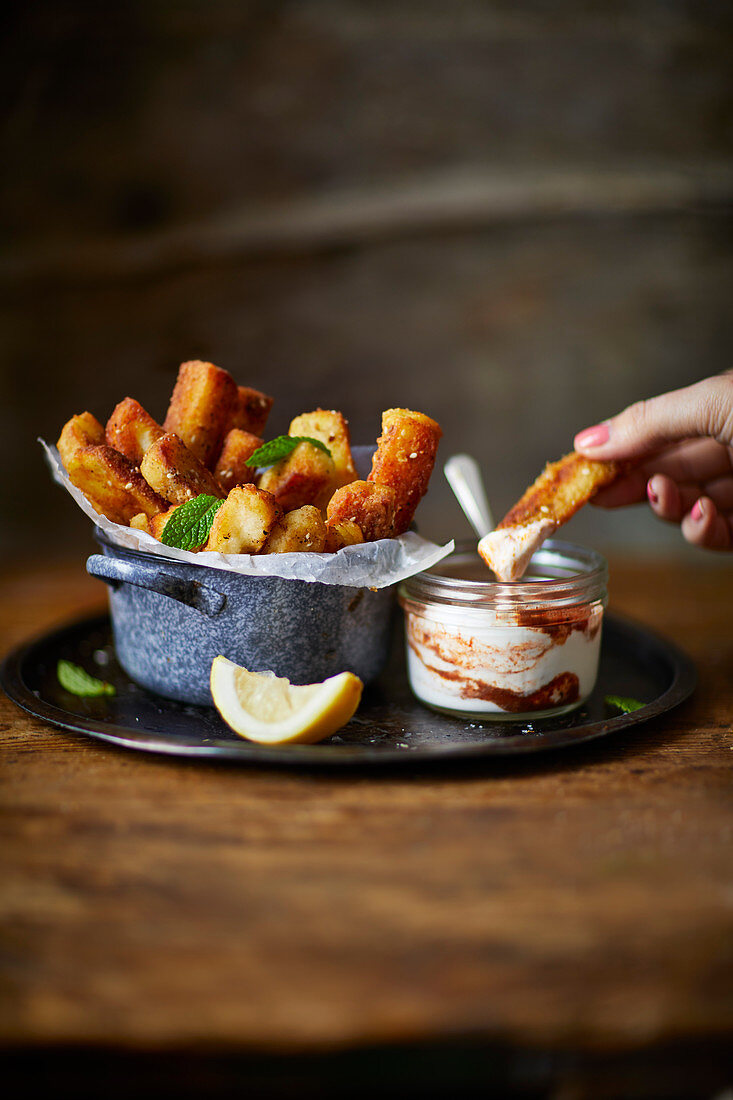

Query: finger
[642,475,732,521]
[574,372,733,462]
[681,497,733,550]
[592,468,650,508]
[635,438,733,484]
[704,474,733,511]
[646,474,685,523]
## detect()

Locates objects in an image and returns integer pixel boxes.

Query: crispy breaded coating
[500,452,620,530]
[368,408,442,535]
[57,412,105,469]
[257,440,336,513]
[213,429,262,492]
[324,520,364,553]
[288,409,357,497]
[140,433,225,505]
[205,485,281,554]
[106,398,165,465]
[260,505,327,554]
[326,480,396,542]
[148,503,183,541]
[66,445,166,525]
[163,360,238,467]
[478,451,620,581]
[229,385,274,438]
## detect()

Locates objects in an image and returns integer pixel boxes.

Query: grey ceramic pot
[87,530,396,705]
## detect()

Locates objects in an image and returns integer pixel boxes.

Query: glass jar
[398,540,608,720]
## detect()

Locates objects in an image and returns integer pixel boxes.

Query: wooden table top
[1,553,731,1097]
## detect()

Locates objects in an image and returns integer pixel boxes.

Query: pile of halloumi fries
[57,360,442,555]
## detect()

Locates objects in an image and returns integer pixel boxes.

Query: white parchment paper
[42,440,453,589]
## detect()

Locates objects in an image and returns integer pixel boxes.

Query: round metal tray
[1,612,696,768]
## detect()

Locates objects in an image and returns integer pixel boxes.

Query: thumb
[574,373,733,461]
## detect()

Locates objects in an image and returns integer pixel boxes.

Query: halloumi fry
[140,433,225,505]
[57,412,105,469]
[129,513,151,534]
[205,485,281,554]
[106,398,165,465]
[163,360,238,467]
[213,429,262,493]
[260,505,327,554]
[324,520,364,553]
[368,408,442,535]
[478,452,620,581]
[229,386,274,437]
[288,409,357,496]
[66,445,166,524]
[257,441,336,513]
[326,480,396,541]
[148,503,183,541]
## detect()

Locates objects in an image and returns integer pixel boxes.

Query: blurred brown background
[2,0,732,563]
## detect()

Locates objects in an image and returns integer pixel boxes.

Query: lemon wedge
[210,656,363,745]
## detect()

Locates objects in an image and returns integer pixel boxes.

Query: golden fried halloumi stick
[260,505,327,554]
[288,409,357,494]
[478,452,621,582]
[57,412,105,469]
[148,504,183,541]
[106,398,164,465]
[140,433,225,505]
[66,445,166,524]
[206,485,281,554]
[229,386,274,437]
[213,429,262,493]
[257,440,336,513]
[368,408,442,535]
[326,480,396,542]
[163,360,238,467]
[324,519,364,553]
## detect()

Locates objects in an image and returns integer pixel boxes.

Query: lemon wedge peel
[210,656,363,745]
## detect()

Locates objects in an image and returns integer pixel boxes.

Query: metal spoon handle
[444,454,494,538]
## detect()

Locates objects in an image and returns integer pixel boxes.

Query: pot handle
[86,554,227,617]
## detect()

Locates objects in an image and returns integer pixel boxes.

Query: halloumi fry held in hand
[66,445,166,524]
[326,480,396,541]
[368,408,442,534]
[214,429,262,492]
[206,485,281,554]
[478,452,621,581]
[260,505,327,554]
[141,433,225,505]
[106,398,164,465]
[57,412,105,469]
[163,360,238,467]
[257,441,336,513]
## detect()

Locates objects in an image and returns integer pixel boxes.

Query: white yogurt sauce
[405,610,602,716]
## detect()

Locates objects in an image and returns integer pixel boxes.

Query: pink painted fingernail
[647,478,659,506]
[575,423,610,450]
[691,498,705,522]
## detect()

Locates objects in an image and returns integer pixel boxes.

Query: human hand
[574,371,733,550]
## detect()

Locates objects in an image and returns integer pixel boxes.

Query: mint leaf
[605,694,645,714]
[58,660,115,697]
[245,435,331,469]
[161,494,224,550]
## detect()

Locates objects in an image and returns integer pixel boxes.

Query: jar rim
[400,539,607,609]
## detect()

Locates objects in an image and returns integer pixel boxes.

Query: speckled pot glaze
[87,530,396,705]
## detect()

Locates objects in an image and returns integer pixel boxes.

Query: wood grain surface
[1,555,731,1097]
